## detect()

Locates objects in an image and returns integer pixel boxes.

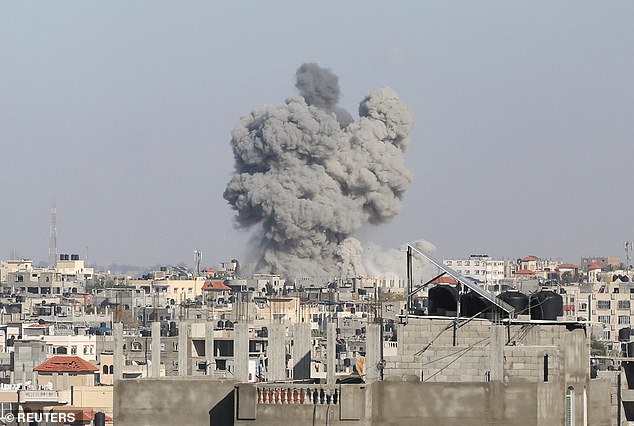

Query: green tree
[590,335,607,356]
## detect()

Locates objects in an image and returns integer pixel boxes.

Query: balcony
[383,341,398,357]
[18,389,70,404]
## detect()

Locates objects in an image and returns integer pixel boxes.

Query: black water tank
[428,285,459,316]
[529,290,563,320]
[94,412,106,426]
[460,291,492,318]
[499,291,530,316]
[169,321,178,337]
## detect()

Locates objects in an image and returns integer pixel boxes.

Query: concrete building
[443,254,505,288]
[114,314,613,425]
[581,256,621,271]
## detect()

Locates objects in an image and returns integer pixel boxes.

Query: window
[446,261,452,266]
[160,343,166,352]
[598,315,611,324]
[597,300,610,310]
[71,345,77,355]
[619,300,630,309]
[579,302,587,311]
[103,365,108,375]
[131,341,142,352]
[603,330,611,340]
[619,316,630,325]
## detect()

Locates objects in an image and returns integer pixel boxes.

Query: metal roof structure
[407,244,516,318]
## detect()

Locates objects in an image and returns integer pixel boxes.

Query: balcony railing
[18,389,69,404]
[256,384,339,405]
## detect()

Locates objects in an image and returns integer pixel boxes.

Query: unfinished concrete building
[113,248,616,425]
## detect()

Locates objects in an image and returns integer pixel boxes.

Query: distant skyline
[1,2,633,271]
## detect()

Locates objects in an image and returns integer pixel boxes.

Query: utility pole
[49,202,58,268]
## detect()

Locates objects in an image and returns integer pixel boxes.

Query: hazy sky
[1,2,633,270]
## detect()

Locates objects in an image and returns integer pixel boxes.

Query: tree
[590,335,607,356]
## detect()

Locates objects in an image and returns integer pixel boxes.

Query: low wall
[114,377,236,426]
[114,377,613,426]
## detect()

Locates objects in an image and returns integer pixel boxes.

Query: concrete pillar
[490,325,504,381]
[205,321,215,376]
[178,322,188,376]
[62,372,69,390]
[234,323,249,382]
[113,322,123,381]
[268,324,286,381]
[365,323,381,383]
[327,321,337,385]
[293,323,311,380]
[52,372,59,390]
[151,321,161,378]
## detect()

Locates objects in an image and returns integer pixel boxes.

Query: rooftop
[34,356,98,373]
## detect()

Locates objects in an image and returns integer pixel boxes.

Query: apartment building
[1,255,93,295]
[577,278,634,348]
[443,254,505,288]
[581,256,622,271]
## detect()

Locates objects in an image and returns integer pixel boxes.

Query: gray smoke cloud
[295,63,353,127]
[224,63,415,281]
[363,240,437,282]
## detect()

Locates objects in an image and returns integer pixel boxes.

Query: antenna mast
[49,202,58,268]
[194,250,203,277]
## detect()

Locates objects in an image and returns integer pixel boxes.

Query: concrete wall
[114,378,236,426]
[114,373,613,426]
[72,385,114,417]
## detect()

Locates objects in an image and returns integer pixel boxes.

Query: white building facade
[443,254,506,289]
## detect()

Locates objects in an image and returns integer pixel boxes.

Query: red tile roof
[587,263,603,270]
[558,263,579,269]
[34,356,98,373]
[520,256,538,262]
[73,409,113,423]
[431,276,459,284]
[202,280,231,291]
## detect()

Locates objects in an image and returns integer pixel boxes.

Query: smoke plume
[224,63,415,280]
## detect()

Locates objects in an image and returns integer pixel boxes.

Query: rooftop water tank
[529,290,563,320]
[460,291,492,318]
[428,285,459,316]
[499,290,529,316]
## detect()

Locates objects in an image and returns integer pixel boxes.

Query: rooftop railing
[256,384,339,405]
